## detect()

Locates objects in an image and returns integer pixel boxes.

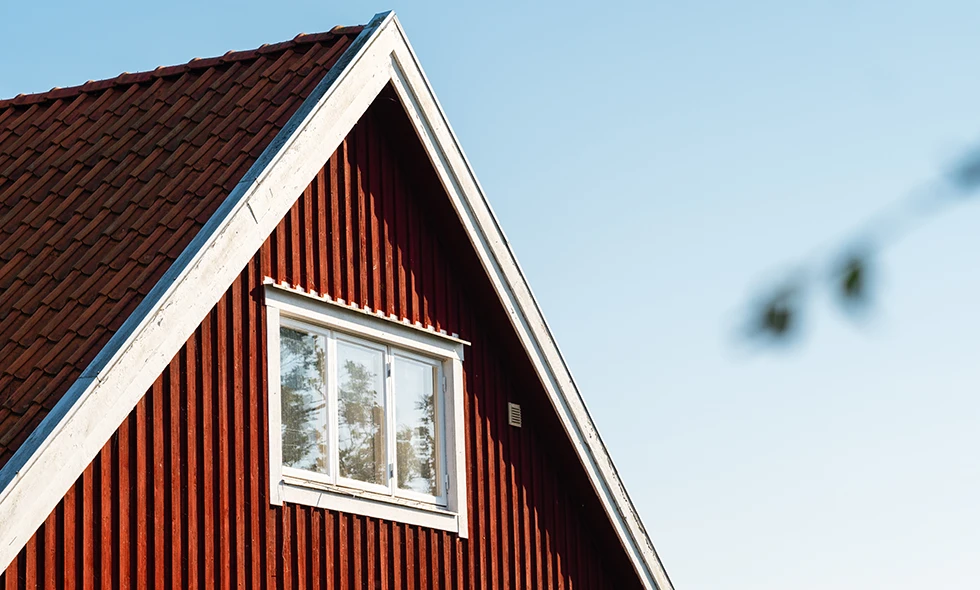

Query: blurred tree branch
[746,143,980,343]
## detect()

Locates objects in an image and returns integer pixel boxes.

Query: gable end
[0,12,673,590]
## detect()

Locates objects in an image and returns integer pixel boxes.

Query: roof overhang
[0,12,673,589]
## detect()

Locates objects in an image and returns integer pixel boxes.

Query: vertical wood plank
[169,356,184,590]
[230,278,247,588]
[519,410,533,590]
[294,506,306,590]
[381,137,396,317]
[310,510,321,590]
[281,506,293,590]
[469,330,486,590]
[378,519,389,590]
[395,161,409,321]
[330,148,343,299]
[289,195,302,288]
[315,169,329,292]
[392,524,402,590]
[324,511,336,590]
[367,114,382,313]
[81,465,94,590]
[303,183,315,290]
[201,315,215,587]
[215,296,232,590]
[117,416,131,590]
[530,431,544,590]
[247,257,264,590]
[185,336,199,590]
[100,437,114,589]
[338,513,349,589]
[23,534,37,590]
[355,120,369,307]
[133,399,148,590]
[405,526,415,590]
[44,511,57,590]
[151,378,166,590]
[342,137,355,304]
[417,528,428,590]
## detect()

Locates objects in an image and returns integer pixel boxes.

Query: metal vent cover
[507,402,522,428]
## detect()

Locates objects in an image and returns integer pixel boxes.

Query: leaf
[757,286,798,338]
[836,251,872,310]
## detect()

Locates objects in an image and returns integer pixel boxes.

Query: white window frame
[265,282,469,537]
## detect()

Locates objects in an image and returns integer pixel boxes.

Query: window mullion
[386,347,396,496]
[327,331,339,484]
[437,364,446,502]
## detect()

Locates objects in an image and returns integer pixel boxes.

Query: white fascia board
[0,12,674,589]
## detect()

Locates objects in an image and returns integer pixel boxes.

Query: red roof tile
[0,26,363,469]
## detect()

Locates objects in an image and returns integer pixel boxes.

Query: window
[265,282,468,536]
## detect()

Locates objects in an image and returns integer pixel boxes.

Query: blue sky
[4,2,980,588]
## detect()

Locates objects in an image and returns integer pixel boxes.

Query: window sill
[273,475,464,535]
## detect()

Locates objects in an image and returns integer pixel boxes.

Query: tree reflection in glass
[394,356,438,496]
[336,340,387,485]
[280,327,327,474]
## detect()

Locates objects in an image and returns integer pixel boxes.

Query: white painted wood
[326,326,339,481]
[264,279,469,348]
[0,11,669,588]
[278,480,459,533]
[265,284,467,359]
[445,356,467,536]
[507,402,522,428]
[268,305,284,506]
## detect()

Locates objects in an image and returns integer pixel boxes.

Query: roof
[0,26,361,468]
[0,13,674,590]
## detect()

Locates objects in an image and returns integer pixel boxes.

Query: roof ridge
[0,26,364,110]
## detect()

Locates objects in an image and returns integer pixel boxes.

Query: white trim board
[0,12,673,590]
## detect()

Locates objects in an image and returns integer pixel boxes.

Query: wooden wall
[1,99,644,590]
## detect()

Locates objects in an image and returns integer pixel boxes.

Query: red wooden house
[0,12,673,589]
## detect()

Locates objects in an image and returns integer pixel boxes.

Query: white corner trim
[0,11,671,589]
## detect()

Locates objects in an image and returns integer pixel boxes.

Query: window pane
[280,327,328,474]
[394,356,439,496]
[336,340,387,485]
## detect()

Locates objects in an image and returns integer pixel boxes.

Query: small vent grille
[507,403,522,428]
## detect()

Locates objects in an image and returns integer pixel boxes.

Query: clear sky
[4,2,980,589]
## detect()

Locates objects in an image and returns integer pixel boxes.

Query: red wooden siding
[1,99,643,589]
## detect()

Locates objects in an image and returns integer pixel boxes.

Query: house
[0,12,673,589]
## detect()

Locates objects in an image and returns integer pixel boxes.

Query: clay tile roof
[0,25,364,469]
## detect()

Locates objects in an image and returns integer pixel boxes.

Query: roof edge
[0,26,365,109]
